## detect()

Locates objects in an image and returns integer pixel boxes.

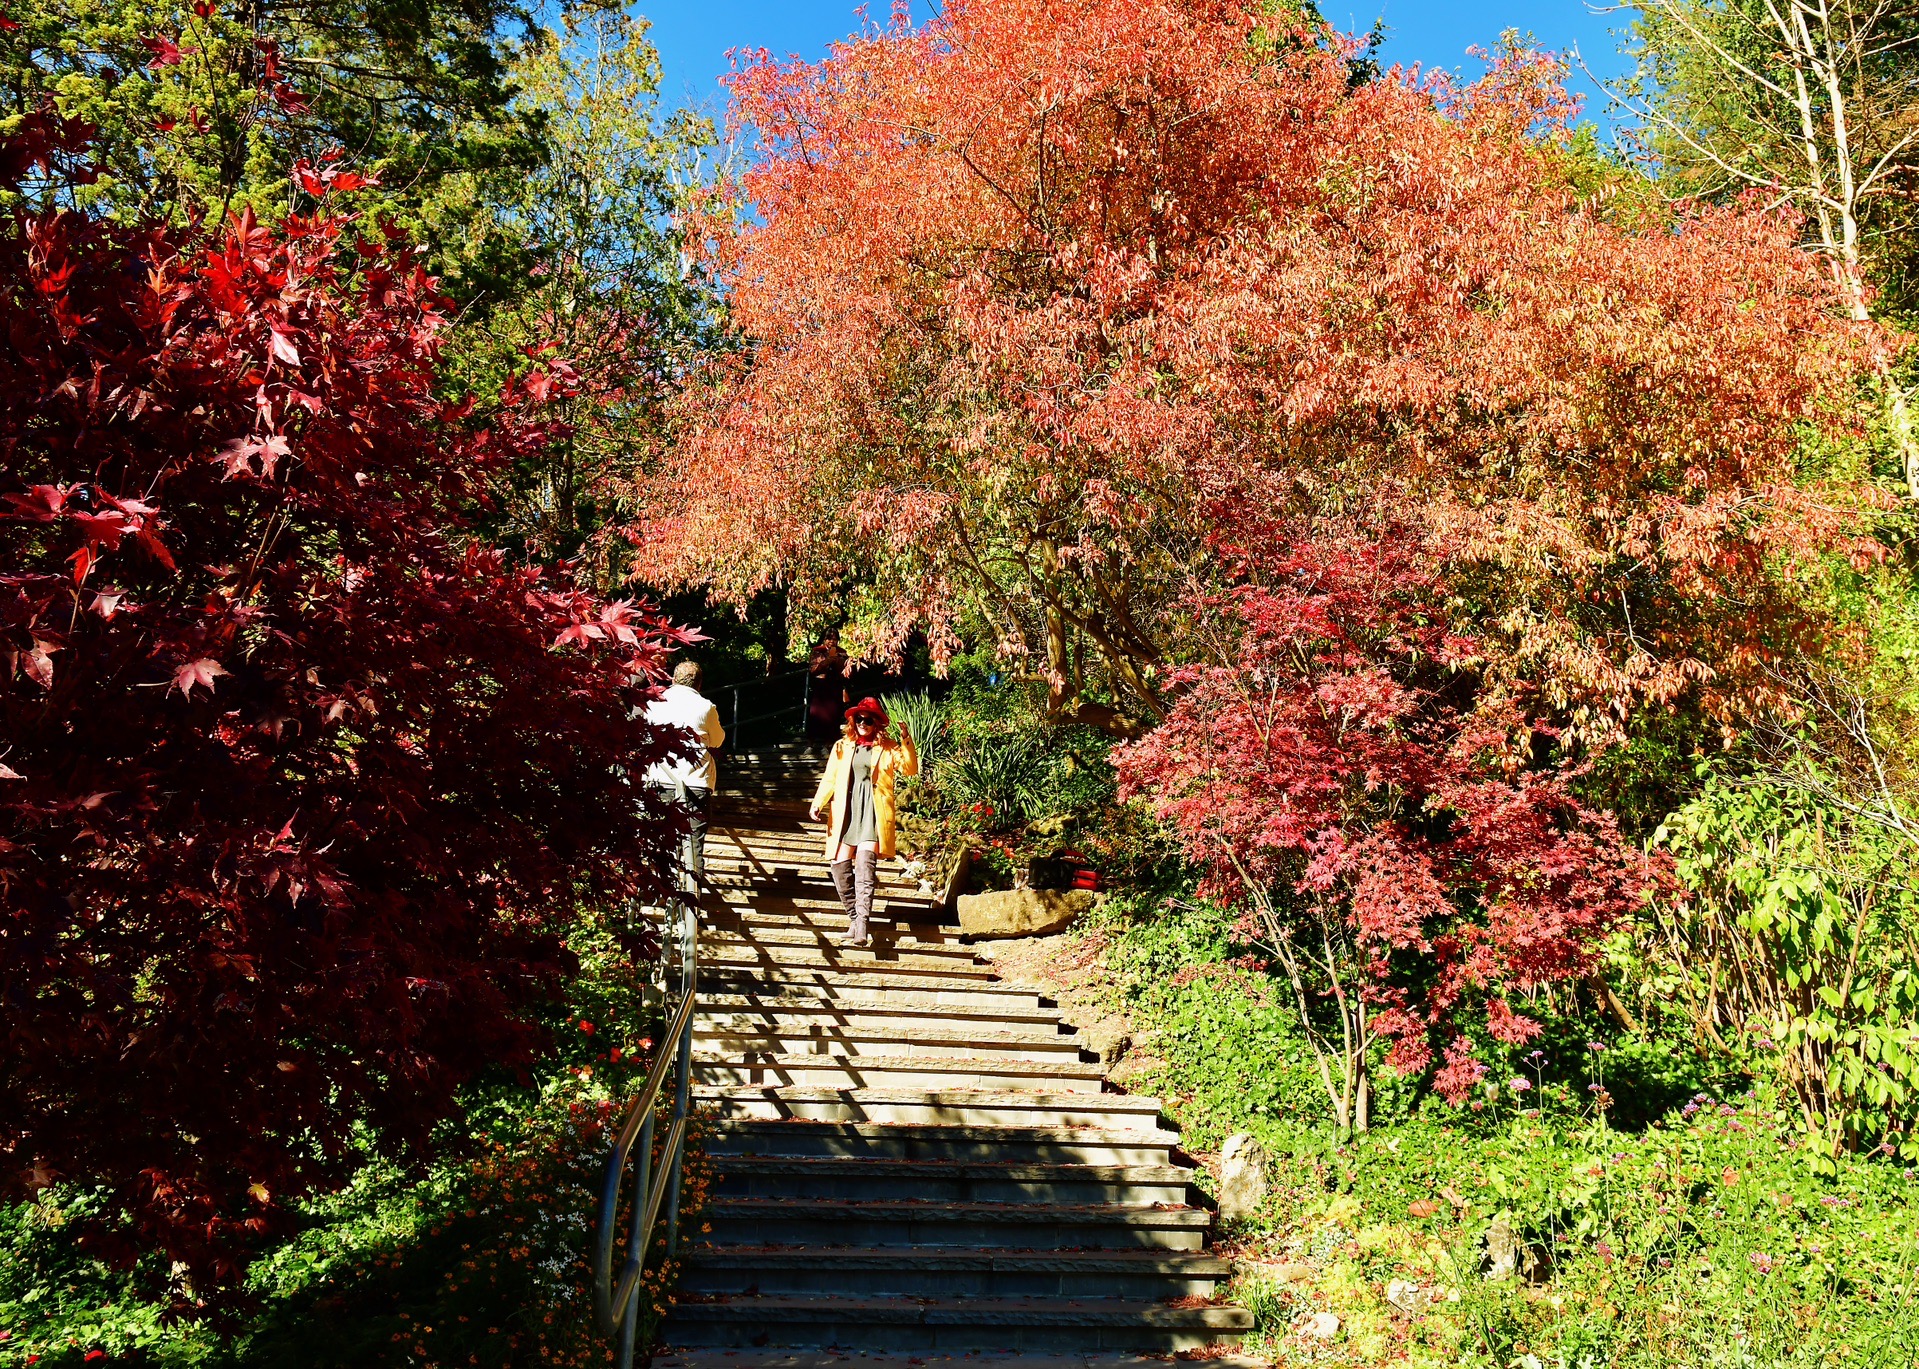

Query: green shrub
[879,690,951,767]
[1653,769,1919,1166]
[1052,898,1919,1368]
[935,731,1054,827]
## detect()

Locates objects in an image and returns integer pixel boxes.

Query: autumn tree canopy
[632,0,1879,737]
[0,114,696,1284]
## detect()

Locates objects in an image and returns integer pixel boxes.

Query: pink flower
[1748,1252,1774,1274]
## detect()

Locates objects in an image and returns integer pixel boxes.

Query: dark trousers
[652,782,709,889]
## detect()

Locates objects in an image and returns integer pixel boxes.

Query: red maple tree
[1116,516,1654,1130]
[0,114,697,1282]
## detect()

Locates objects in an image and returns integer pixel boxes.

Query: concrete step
[702,1198,1212,1251]
[694,1021,1082,1059]
[703,1121,1180,1165]
[701,971,1047,1011]
[697,996,1065,1033]
[711,1157,1192,1206]
[693,1055,1106,1092]
[661,1295,1248,1351]
[679,1247,1228,1299]
[694,1087,1168,1131]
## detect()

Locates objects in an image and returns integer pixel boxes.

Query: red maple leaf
[141,35,188,68]
[4,484,72,521]
[171,657,227,696]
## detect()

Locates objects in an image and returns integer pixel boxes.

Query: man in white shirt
[644,660,725,884]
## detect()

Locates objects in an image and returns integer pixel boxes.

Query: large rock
[1217,1132,1270,1221]
[957,888,1093,939]
[1081,1015,1132,1067]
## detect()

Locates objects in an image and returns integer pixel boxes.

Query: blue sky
[637,1,1636,124]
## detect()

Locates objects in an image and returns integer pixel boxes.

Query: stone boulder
[1299,1311,1340,1341]
[957,888,1094,939]
[1081,1015,1131,1067]
[1385,1278,1433,1317]
[1217,1132,1270,1221]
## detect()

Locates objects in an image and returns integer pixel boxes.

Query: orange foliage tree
[629,0,1880,736]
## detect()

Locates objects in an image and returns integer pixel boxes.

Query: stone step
[701,971,1046,1011]
[702,879,934,910]
[710,1158,1192,1206]
[694,1021,1082,1059]
[693,1055,1106,1092]
[703,1198,1211,1251]
[702,859,924,884]
[697,996,1065,1033]
[694,1087,1167,1131]
[702,926,979,964]
[679,1247,1228,1300]
[703,1121,1180,1165]
[706,909,962,944]
[661,1295,1248,1352]
[654,1351,1270,1369]
[710,798,810,818]
[703,947,996,980]
[704,888,952,917]
[706,831,868,855]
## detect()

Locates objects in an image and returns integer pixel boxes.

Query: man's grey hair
[671,660,703,690]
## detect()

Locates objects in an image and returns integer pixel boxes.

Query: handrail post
[594,779,714,1364]
[664,896,696,1253]
[617,1254,639,1369]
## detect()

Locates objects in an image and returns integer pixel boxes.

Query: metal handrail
[593,859,699,1369]
[719,665,814,750]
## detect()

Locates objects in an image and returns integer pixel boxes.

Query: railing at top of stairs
[593,852,699,1369]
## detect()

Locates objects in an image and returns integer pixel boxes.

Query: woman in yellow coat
[807,697,919,947]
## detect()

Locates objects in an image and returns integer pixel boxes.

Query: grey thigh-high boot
[849,849,878,946]
[829,859,856,928]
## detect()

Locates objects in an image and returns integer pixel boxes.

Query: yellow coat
[810,734,919,859]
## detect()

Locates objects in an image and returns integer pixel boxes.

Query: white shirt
[643,684,725,791]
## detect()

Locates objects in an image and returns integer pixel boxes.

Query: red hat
[844,697,889,727]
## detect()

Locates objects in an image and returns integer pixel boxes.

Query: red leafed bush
[0,115,696,1283]
[1116,518,1655,1132]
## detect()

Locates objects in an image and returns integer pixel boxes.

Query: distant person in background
[805,632,849,742]
[645,660,725,885]
[807,697,918,947]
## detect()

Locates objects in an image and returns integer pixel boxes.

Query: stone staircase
[657,745,1252,1357]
